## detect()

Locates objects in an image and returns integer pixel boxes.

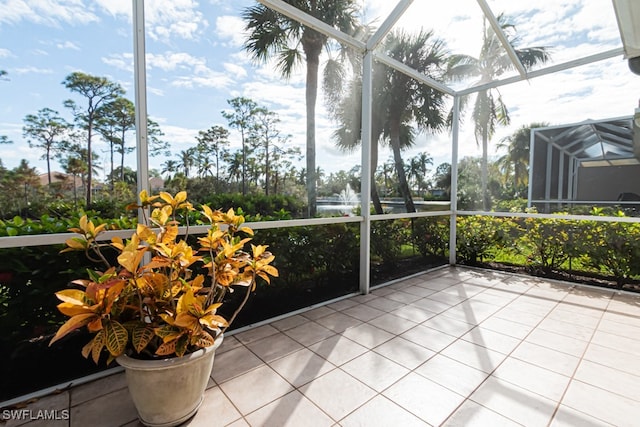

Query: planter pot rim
[116,334,223,371]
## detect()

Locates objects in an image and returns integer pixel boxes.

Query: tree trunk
[481,129,489,211]
[370,134,383,214]
[86,121,93,206]
[389,120,415,213]
[305,50,320,218]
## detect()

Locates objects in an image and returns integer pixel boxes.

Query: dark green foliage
[456,215,505,263]
[411,216,450,258]
[371,219,407,265]
[201,193,304,218]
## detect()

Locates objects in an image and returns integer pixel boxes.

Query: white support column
[449,96,460,266]
[558,151,564,209]
[528,130,536,208]
[133,0,149,207]
[359,52,373,295]
[545,141,553,212]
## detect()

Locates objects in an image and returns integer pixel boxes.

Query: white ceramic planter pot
[116,335,224,427]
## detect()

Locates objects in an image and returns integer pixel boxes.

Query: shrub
[411,216,449,258]
[456,215,505,263]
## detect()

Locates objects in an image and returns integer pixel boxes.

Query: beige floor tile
[341,351,409,392]
[480,316,534,339]
[460,326,521,355]
[234,324,281,345]
[211,344,264,384]
[510,341,580,377]
[524,328,589,357]
[374,336,436,370]
[422,315,476,337]
[547,307,603,329]
[583,343,640,377]
[244,391,334,427]
[390,303,438,323]
[385,290,425,304]
[419,278,460,291]
[426,291,469,306]
[219,365,294,415]
[367,312,418,335]
[342,304,386,322]
[562,290,612,309]
[469,292,515,308]
[505,299,554,316]
[401,285,438,298]
[414,354,489,397]
[470,376,557,426]
[298,369,376,421]
[601,310,640,329]
[244,332,304,363]
[307,335,368,366]
[269,348,335,388]
[550,405,615,427]
[70,388,138,427]
[492,357,571,401]
[596,317,640,341]
[441,283,486,298]
[590,329,640,356]
[441,339,507,374]
[340,395,428,427]
[340,323,395,349]
[606,301,640,317]
[269,314,309,332]
[442,399,522,427]
[363,295,406,312]
[400,324,457,352]
[225,419,250,427]
[217,334,243,353]
[441,301,500,324]
[493,306,546,327]
[314,311,363,333]
[302,305,336,321]
[383,372,466,426]
[410,297,452,314]
[561,379,640,427]
[283,321,335,346]
[326,298,359,311]
[70,373,126,406]
[185,386,242,427]
[574,359,640,402]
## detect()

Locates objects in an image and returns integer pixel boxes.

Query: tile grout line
[544,287,613,427]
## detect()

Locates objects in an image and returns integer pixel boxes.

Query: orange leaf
[49,313,97,346]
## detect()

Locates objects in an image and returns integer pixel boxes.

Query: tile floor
[4,266,640,427]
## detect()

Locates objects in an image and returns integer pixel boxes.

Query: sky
[1,0,639,182]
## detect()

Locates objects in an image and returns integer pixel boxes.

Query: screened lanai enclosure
[1,0,640,403]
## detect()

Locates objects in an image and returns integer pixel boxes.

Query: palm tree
[179,148,196,178]
[448,13,551,210]
[161,159,178,180]
[242,0,360,217]
[334,30,449,213]
[497,122,547,196]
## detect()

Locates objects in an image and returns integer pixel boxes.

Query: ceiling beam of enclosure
[259,1,626,100]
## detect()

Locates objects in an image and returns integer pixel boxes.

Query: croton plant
[49,191,278,362]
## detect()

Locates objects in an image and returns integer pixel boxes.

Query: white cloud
[0,48,12,58]
[143,0,208,42]
[102,53,133,73]
[215,15,246,48]
[13,66,53,75]
[223,63,247,79]
[0,0,99,26]
[56,40,81,50]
